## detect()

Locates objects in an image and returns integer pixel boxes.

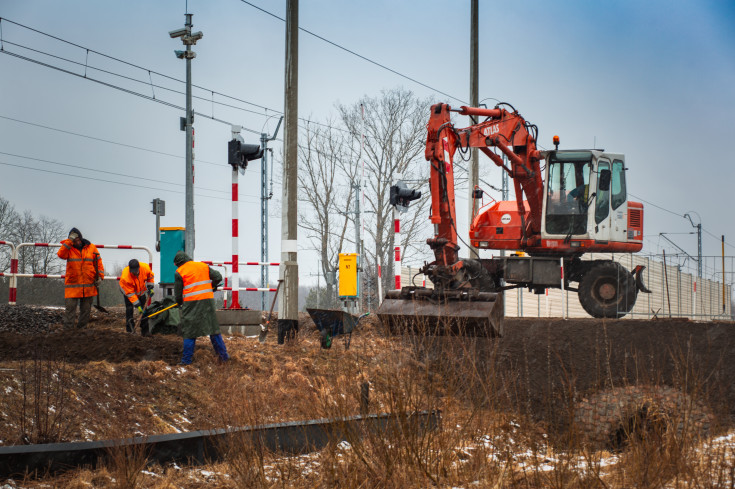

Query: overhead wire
[0,18,367,139]
[0,150,260,198]
[236,1,467,105]
[0,114,221,165]
[0,159,264,205]
[1,19,731,251]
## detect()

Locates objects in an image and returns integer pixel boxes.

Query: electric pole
[278,0,299,343]
[169,14,203,258]
[685,212,702,278]
[261,117,283,311]
[467,0,479,258]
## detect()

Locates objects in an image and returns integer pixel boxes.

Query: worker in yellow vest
[173,251,229,365]
[119,259,155,335]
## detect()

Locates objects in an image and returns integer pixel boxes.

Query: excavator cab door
[590,154,627,244]
[541,151,593,239]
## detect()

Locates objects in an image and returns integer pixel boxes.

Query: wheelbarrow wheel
[320,329,332,349]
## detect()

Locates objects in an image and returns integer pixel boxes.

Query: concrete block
[216,309,262,336]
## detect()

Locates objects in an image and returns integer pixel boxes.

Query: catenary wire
[0,160,265,206]
[0,114,221,165]
[0,19,371,139]
[1,20,730,250]
[0,151,261,198]
[235,1,467,105]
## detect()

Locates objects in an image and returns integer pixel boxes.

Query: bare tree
[5,208,65,275]
[33,215,66,274]
[338,88,434,301]
[297,119,357,307]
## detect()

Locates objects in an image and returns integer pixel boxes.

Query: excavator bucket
[377,287,504,337]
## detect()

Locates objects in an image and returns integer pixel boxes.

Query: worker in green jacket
[173,251,229,365]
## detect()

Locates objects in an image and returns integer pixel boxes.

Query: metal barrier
[5,242,153,305]
[202,260,279,309]
[0,240,17,304]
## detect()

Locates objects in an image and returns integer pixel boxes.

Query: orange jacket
[57,239,104,299]
[119,262,154,305]
[176,261,214,302]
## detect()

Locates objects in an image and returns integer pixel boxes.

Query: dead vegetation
[0,307,734,488]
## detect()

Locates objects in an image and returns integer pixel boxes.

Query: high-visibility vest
[119,262,155,304]
[177,261,214,302]
[57,239,104,299]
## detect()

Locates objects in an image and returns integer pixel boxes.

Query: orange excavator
[378,102,650,335]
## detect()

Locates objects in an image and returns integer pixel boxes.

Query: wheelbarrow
[306,308,366,349]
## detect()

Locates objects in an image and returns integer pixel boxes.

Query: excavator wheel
[578,261,637,318]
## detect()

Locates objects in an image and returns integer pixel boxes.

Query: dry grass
[1,313,734,488]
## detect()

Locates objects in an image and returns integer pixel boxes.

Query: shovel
[259,279,283,343]
[92,252,108,314]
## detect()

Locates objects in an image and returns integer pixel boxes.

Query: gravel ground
[0,305,64,334]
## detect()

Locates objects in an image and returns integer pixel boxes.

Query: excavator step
[377,287,504,337]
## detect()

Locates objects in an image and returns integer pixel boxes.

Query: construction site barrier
[202,260,280,309]
[0,241,17,304]
[4,242,153,305]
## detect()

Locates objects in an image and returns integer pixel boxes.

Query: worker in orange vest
[119,259,155,335]
[57,227,104,330]
[173,251,229,365]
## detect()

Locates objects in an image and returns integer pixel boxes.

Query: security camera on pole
[169,13,203,258]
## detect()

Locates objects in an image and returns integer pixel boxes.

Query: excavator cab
[540,150,642,254]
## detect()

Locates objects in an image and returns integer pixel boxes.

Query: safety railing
[3,242,153,305]
[202,260,279,309]
[0,240,17,304]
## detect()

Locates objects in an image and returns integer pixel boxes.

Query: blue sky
[0,0,733,285]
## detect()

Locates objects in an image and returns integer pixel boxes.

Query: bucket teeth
[377,287,503,337]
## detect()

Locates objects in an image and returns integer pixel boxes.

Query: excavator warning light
[553,135,560,150]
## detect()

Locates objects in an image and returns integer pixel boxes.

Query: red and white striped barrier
[0,241,17,304]
[222,287,278,292]
[202,260,280,307]
[5,242,153,305]
[202,261,280,267]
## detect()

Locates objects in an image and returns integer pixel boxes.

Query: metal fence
[401,254,734,321]
[503,253,733,320]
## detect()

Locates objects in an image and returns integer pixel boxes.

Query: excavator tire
[578,261,637,318]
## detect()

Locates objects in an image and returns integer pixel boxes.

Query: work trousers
[124,294,149,335]
[64,296,93,330]
[180,334,229,365]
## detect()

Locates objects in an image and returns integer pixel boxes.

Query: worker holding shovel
[173,251,229,365]
[119,259,155,335]
[57,227,104,330]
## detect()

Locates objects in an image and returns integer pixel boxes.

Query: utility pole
[169,14,203,258]
[278,0,299,344]
[684,213,702,278]
[261,117,283,311]
[467,0,479,258]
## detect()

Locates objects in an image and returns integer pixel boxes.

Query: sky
[0,0,734,287]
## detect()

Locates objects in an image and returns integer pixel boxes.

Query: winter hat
[128,259,140,274]
[68,227,82,240]
[173,250,191,267]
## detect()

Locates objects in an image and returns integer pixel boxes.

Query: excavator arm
[425,103,545,270]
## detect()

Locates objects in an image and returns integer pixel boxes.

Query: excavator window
[611,160,626,210]
[545,153,591,235]
[595,162,611,224]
